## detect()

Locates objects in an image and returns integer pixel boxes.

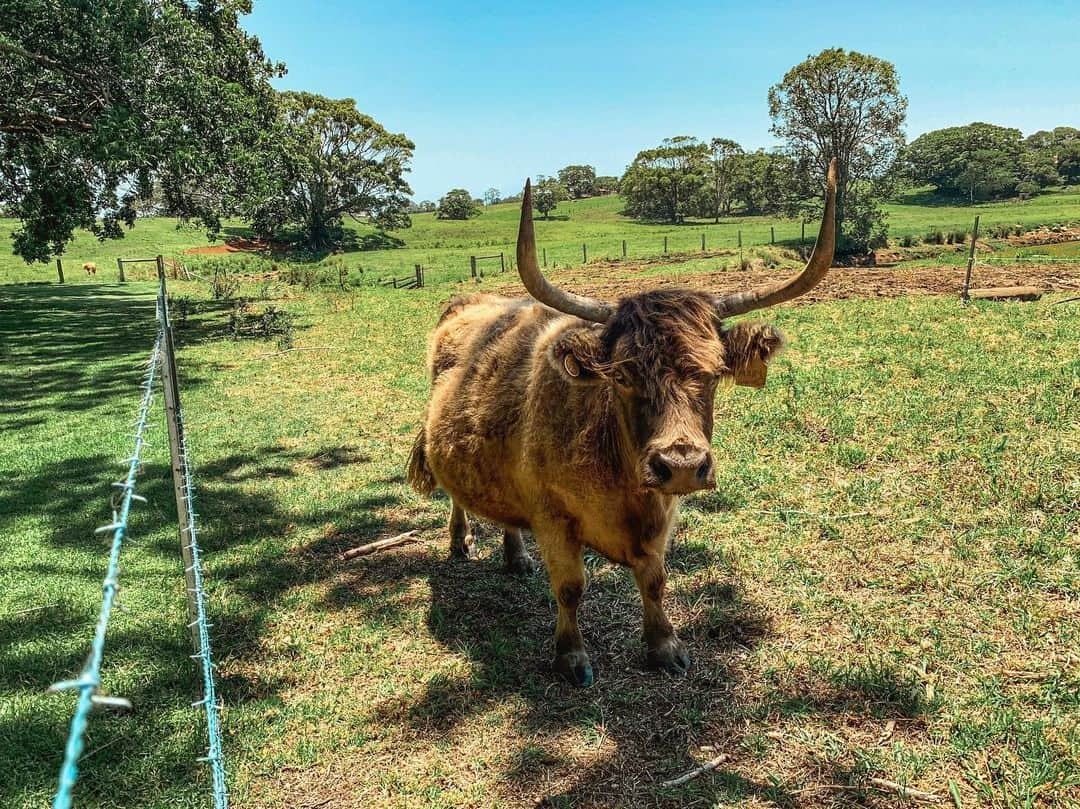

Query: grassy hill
[3,187,1080,287]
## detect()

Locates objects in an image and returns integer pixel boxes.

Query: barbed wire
[173,378,229,809]
[49,329,163,809]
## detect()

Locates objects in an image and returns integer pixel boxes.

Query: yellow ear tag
[734,355,768,388]
[563,354,581,378]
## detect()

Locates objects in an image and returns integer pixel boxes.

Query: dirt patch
[184,236,273,255]
[496,259,1080,305]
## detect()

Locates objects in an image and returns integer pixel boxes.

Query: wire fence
[49,265,228,809]
[49,330,162,809]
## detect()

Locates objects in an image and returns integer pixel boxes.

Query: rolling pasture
[1,200,1079,808]
[3,187,1080,288]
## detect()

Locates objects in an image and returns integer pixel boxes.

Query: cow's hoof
[505,553,538,575]
[450,538,478,561]
[554,651,594,687]
[647,637,691,675]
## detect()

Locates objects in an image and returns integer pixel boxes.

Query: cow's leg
[633,554,690,675]
[538,535,592,686]
[448,500,477,560]
[502,528,536,575]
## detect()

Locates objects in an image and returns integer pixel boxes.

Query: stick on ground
[660,753,729,789]
[869,777,944,803]
[342,530,421,560]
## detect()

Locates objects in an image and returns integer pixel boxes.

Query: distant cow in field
[408,161,837,686]
[83,262,97,276]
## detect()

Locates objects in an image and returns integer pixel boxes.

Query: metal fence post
[962,215,980,303]
[156,256,201,654]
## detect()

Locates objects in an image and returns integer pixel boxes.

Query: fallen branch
[869,777,944,803]
[258,346,333,358]
[342,530,421,560]
[2,602,60,618]
[660,753,729,789]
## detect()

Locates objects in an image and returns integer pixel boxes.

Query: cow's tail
[406,423,437,496]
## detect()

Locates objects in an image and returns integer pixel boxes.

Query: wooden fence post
[737,230,742,248]
[801,221,806,245]
[117,258,126,283]
[622,240,627,259]
[582,243,587,263]
[470,256,477,278]
[701,233,706,251]
[663,236,668,254]
[962,215,980,303]
[156,256,201,654]
[56,258,64,284]
[415,264,423,288]
[542,247,547,267]
[770,226,775,244]
[500,252,505,273]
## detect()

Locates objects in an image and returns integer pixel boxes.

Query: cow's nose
[646,445,715,494]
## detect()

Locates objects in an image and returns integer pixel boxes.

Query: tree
[436,188,481,220]
[244,92,413,250]
[532,175,567,219]
[483,188,500,206]
[0,0,282,263]
[769,48,907,249]
[904,123,1023,200]
[702,138,744,222]
[557,165,597,199]
[595,175,620,194]
[620,136,709,223]
[1059,142,1080,185]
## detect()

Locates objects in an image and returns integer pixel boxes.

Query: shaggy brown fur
[409,289,784,686]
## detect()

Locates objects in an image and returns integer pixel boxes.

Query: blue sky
[244,1,1080,201]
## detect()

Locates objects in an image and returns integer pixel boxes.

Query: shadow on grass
[0,282,929,807]
[312,520,929,806]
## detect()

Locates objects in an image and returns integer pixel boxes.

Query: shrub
[925,229,944,245]
[899,234,918,247]
[212,266,241,300]
[947,230,967,245]
[837,194,888,255]
[1016,181,1040,199]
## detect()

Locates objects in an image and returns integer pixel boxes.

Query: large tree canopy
[620,136,709,223]
[557,165,597,199]
[769,48,906,251]
[904,123,1026,201]
[0,0,281,262]
[436,188,481,220]
[244,91,414,249]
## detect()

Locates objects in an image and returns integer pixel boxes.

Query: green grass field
[4,187,1080,288]
[2,269,1078,807]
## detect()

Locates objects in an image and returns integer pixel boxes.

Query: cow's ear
[549,326,606,384]
[722,322,785,388]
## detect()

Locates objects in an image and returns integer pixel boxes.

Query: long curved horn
[516,179,613,323]
[714,158,837,317]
